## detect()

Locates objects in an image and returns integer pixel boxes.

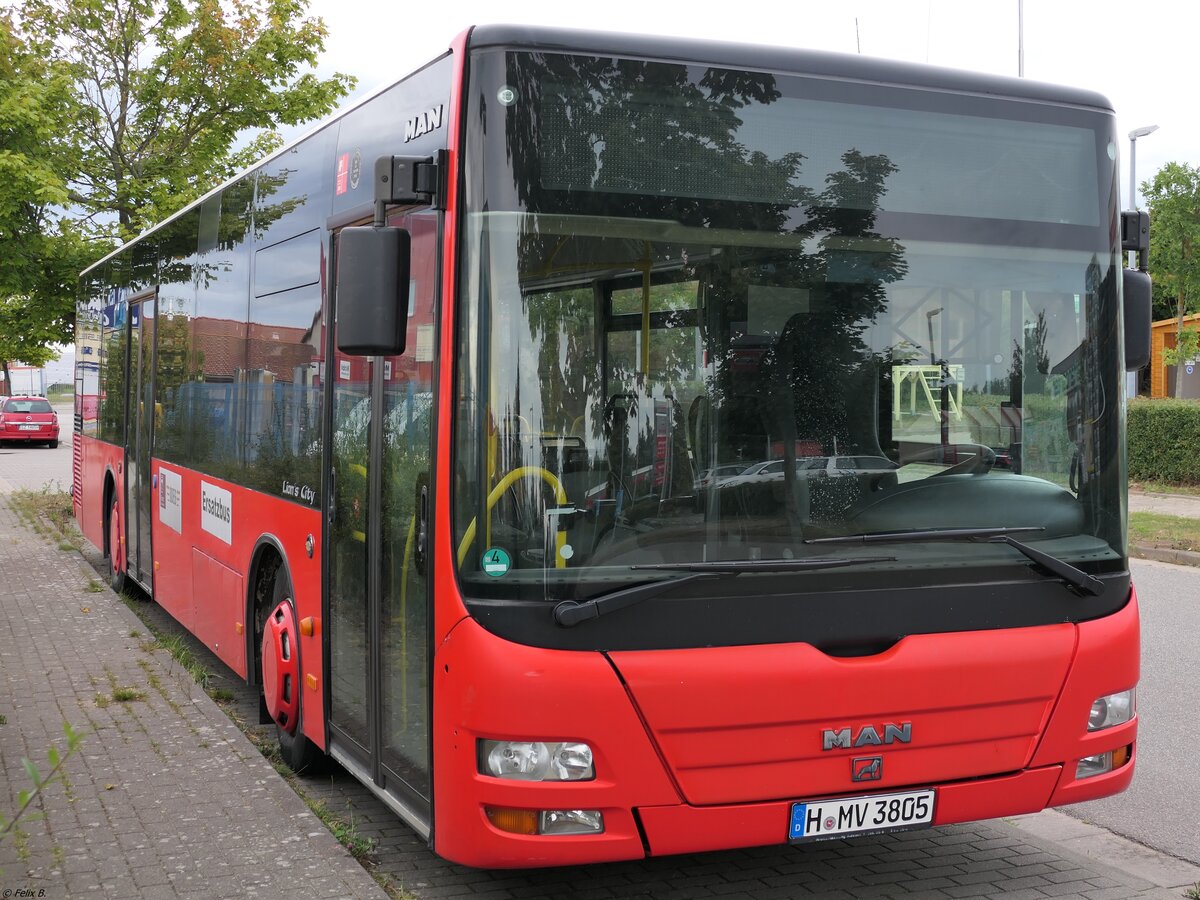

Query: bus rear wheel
[261,571,323,774]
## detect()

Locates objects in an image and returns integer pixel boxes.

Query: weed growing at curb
[8,486,77,546]
[1184,883,1200,900]
[152,631,213,689]
[306,799,377,860]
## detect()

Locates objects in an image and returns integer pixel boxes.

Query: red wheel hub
[109,502,123,574]
[262,601,300,734]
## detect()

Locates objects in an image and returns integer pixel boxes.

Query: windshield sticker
[482,548,512,578]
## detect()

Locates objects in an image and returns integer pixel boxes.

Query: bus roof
[81,24,1114,278]
[466,24,1114,112]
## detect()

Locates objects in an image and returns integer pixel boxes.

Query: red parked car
[0,396,60,448]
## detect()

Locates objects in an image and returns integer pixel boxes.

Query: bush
[1128,398,1200,484]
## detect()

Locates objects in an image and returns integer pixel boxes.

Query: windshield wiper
[807,526,1105,596]
[553,556,897,627]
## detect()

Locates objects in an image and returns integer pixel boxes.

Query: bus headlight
[1087,689,1135,731]
[539,809,604,835]
[480,740,595,781]
[1076,745,1132,780]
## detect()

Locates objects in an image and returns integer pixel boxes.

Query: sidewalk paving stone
[0,496,385,899]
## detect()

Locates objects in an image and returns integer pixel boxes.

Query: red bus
[74,25,1152,868]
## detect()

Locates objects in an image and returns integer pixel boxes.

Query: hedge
[1128,398,1200,484]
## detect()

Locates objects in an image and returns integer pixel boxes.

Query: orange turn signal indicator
[485,807,538,835]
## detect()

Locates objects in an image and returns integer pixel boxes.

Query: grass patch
[124,605,216,692]
[85,580,105,593]
[153,632,213,690]
[0,714,6,725]
[1184,884,1200,900]
[111,687,145,703]
[93,693,110,709]
[1129,511,1200,551]
[209,687,236,702]
[305,798,376,861]
[9,486,75,541]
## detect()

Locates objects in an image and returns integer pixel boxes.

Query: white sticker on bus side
[200,481,233,544]
[159,467,183,534]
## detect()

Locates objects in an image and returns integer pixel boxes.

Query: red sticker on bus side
[335,153,350,195]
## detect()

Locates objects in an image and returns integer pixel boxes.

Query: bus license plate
[789,789,935,842]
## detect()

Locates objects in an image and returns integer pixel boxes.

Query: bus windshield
[454,48,1126,604]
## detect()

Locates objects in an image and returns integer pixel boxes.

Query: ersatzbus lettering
[74,25,1151,867]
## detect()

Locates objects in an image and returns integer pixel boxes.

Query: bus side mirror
[1122,267,1151,371]
[336,225,410,356]
[1121,209,1150,268]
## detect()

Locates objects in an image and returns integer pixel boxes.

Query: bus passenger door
[125,288,157,589]
[327,210,436,828]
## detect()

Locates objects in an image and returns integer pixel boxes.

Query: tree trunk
[1,359,10,397]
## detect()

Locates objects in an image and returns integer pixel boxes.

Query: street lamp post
[1128,124,1159,210]
[1128,125,1156,271]
[1127,125,1158,398]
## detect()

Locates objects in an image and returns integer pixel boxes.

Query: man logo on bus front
[822,722,912,750]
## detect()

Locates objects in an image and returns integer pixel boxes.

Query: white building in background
[2,365,47,395]
[0,348,73,396]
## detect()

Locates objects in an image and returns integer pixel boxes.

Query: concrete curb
[1007,809,1200,894]
[1131,544,1200,567]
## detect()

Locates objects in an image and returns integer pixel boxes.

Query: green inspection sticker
[481,547,512,577]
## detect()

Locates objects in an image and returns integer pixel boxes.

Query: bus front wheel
[261,572,323,774]
[106,495,126,593]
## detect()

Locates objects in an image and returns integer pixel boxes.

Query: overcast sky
[304,0,1191,208]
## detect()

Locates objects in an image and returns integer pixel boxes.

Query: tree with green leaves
[0,14,92,388]
[16,0,356,242]
[1142,161,1200,397]
[0,0,353,382]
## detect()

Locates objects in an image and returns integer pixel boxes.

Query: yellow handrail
[457,466,569,569]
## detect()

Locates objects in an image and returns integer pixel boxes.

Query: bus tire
[262,570,324,775]
[106,494,126,593]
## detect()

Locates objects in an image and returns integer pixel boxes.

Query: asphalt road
[0,401,74,494]
[1065,556,1200,864]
